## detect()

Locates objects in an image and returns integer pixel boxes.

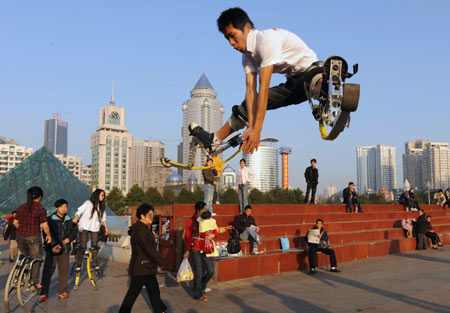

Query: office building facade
[44,114,68,156]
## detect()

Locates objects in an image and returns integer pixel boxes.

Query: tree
[221,188,239,204]
[369,193,388,204]
[193,187,205,202]
[125,184,145,206]
[248,188,265,204]
[162,188,176,204]
[144,187,163,205]
[106,187,125,214]
[290,188,305,204]
[177,188,196,204]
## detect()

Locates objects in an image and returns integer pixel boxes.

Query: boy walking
[40,199,78,301]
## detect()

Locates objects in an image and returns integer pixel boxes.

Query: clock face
[110,111,120,120]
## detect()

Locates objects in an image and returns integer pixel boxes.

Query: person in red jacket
[183,201,213,303]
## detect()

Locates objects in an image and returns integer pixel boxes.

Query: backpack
[227,229,241,254]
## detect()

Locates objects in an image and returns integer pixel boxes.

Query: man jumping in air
[189,7,322,155]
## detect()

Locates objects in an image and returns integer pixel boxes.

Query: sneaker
[252,250,263,255]
[39,295,48,302]
[58,293,69,299]
[94,266,100,271]
[438,243,443,246]
[309,268,316,275]
[211,213,217,216]
[330,268,341,273]
[257,235,264,245]
[188,123,216,152]
[194,296,208,303]
[203,287,212,293]
[74,266,81,272]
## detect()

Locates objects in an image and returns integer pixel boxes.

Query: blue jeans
[240,228,258,251]
[238,184,249,213]
[190,251,214,299]
[204,184,214,213]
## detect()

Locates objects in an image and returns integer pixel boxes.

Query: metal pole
[427,181,430,205]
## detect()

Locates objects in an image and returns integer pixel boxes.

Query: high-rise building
[90,90,132,193]
[243,138,279,192]
[180,74,224,182]
[129,139,165,188]
[357,144,397,193]
[143,164,173,194]
[221,165,236,188]
[403,139,450,190]
[44,114,68,156]
[0,143,33,177]
[81,165,92,188]
[323,185,337,199]
[55,154,82,180]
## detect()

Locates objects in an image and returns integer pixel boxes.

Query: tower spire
[110,81,115,106]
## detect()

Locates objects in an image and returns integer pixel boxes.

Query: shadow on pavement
[316,272,450,313]
[107,305,120,312]
[395,252,450,264]
[224,293,272,313]
[253,283,333,313]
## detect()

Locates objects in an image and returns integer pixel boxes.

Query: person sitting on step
[305,219,340,274]
[425,215,443,249]
[233,205,264,254]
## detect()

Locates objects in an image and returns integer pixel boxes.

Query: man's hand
[183,251,189,259]
[242,127,261,154]
[62,238,70,245]
[52,245,61,254]
[46,236,52,244]
[72,218,78,224]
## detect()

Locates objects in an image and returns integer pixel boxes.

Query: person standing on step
[237,158,253,213]
[202,158,218,216]
[413,209,427,250]
[305,219,340,275]
[304,159,319,204]
[72,188,109,273]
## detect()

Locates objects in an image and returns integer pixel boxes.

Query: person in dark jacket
[39,199,78,301]
[413,209,427,250]
[234,205,264,254]
[3,211,19,262]
[304,159,319,204]
[343,182,363,213]
[202,158,218,215]
[305,219,340,274]
[426,215,443,249]
[119,204,166,313]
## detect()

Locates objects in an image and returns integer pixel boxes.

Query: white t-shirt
[75,200,106,232]
[242,28,318,77]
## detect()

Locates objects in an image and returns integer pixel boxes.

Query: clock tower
[91,88,133,193]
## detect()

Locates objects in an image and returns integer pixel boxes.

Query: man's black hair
[194,201,206,215]
[418,209,424,213]
[316,219,324,224]
[217,7,254,33]
[136,203,154,220]
[54,199,68,208]
[244,205,252,211]
[438,189,443,193]
[240,158,246,164]
[11,210,16,214]
[426,215,431,219]
[310,159,317,164]
[349,182,354,186]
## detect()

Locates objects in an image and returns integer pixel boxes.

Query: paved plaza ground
[2,243,450,313]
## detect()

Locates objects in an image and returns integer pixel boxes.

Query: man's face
[245,208,252,217]
[223,23,251,53]
[426,217,431,222]
[311,161,316,168]
[316,221,323,229]
[410,189,415,194]
[419,211,424,216]
[240,160,246,168]
[349,184,354,190]
[56,203,68,216]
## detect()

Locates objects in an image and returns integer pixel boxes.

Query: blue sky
[1,1,449,194]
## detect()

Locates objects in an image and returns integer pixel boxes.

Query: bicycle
[4,255,43,313]
[73,246,102,291]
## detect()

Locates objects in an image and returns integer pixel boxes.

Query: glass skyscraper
[44,114,68,156]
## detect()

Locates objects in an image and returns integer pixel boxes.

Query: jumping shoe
[188,123,217,153]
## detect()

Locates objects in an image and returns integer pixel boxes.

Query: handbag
[227,229,241,254]
[280,234,290,251]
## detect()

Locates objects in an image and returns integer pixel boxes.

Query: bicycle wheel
[3,259,21,313]
[17,262,37,313]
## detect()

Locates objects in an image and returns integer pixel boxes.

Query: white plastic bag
[177,258,194,282]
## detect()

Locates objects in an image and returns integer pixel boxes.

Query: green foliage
[125,184,145,206]
[106,187,125,215]
[248,188,265,204]
[162,189,176,204]
[221,188,239,204]
[193,187,205,202]
[177,188,196,204]
[144,187,163,205]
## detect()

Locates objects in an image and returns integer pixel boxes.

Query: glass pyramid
[0,146,113,217]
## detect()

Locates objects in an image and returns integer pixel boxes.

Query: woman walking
[119,203,166,313]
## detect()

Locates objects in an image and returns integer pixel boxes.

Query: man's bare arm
[245,72,257,128]
[242,65,273,154]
